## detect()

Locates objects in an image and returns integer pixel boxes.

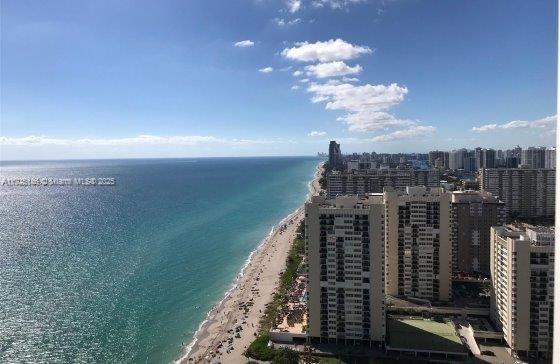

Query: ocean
[0,157,319,363]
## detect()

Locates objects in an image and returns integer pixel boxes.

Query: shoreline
[178,162,323,364]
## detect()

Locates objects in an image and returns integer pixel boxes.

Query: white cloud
[307,82,407,112]
[291,85,300,90]
[372,125,436,142]
[280,38,432,140]
[281,39,372,62]
[308,131,327,137]
[288,0,301,12]
[532,115,557,127]
[305,61,362,78]
[471,124,497,132]
[541,128,556,138]
[472,115,557,132]
[306,82,415,132]
[311,0,365,9]
[274,18,301,27]
[0,135,292,146]
[259,66,274,73]
[234,40,254,48]
[338,111,414,132]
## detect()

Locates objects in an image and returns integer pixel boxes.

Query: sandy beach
[179,164,323,364]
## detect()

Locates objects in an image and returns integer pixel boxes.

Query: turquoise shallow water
[0,157,319,363]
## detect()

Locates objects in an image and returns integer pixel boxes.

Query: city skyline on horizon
[0,138,556,162]
[1,0,557,160]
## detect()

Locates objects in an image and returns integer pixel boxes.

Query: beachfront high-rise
[328,141,342,171]
[451,190,506,274]
[490,225,555,359]
[384,187,452,302]
[305,195,386,345]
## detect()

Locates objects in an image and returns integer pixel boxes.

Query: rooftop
[494,224,555,246]
[310,194,384,209]
[451,189,503,203]
[387,317,466,354]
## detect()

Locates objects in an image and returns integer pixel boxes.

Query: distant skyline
[1,0,557,160]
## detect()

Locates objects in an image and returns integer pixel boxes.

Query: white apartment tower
[449,149,467,170]
[384,187,452,302]
[305,195,386,345]
[545,147,556,169]
[490,226,554,359]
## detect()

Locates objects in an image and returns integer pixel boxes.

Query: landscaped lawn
[387,318,466,353]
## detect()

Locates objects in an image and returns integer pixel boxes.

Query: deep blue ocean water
[0,157,319,363]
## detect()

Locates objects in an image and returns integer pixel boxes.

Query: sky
[0,0,557,160]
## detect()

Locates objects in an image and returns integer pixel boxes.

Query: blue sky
[0,0,557,159]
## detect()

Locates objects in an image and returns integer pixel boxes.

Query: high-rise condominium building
[496,150,505,167]
[448,149,466,170]
[384,187,452,302]
[545,147,556,169]
[451,191,505,274]
[490,226,554,359]
[329,141,342,170]
[428,150,449,169]
[463,151,477,172]
[305,195,386,345]
[510,146,522,159]
[326,169,440,199]
[474,148,484,169]
[449,149,477,172]
[480,168,555,218]
[474,148,496,169]
[521,147,546,168]
[505,156,520,168]
[483,149,496,169]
